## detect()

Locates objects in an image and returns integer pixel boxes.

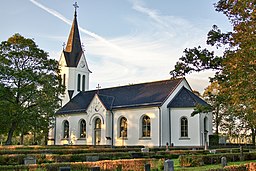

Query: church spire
[64,2,83,67]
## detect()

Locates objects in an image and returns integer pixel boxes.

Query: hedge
[179,152,256,167]
[0,151,179,165]
[0,147,144,155]
[0,159,163,171]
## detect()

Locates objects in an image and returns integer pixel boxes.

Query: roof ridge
[91,77,184,91]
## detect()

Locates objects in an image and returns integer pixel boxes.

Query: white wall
[59,52,90,106]
[160,78,192,146]
[54,78,213,147]
[170,108,201,146]
[112,107,159,147]
[55,95,108,145]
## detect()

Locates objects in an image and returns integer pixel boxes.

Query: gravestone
[86,156,99,161]
[59,167,71,171]
[141,147,149,153]
[91,166,100,171]
[221,157,227,168]
[240,146,244,161]
[144,163,150,171]
[24,156,36,165]
[164,159,174,171]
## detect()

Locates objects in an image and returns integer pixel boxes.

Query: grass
[173,159,256,171]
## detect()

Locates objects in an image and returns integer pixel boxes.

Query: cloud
[30,0,212,93]
[86,1,211,92]
[29,0,122,52]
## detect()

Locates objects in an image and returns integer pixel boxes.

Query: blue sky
[0,0,232,93]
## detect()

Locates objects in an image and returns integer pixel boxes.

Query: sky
[0,0,232,94]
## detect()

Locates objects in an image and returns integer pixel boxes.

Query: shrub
[179,152,256,167]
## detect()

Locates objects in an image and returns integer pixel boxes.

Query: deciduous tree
[0,34,64,145]
[170,0,256,143]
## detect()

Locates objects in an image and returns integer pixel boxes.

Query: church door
[94,118,101,145]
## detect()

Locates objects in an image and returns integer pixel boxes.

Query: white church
[49,5,212,147]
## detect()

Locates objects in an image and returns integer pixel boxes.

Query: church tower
[59,3,91,106]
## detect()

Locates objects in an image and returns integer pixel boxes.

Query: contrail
[29,0,122,51]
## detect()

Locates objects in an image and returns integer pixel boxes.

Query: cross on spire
[96,84,101,94]
[73,2,79,14]
[96,84,101,90]
[62,42,66,50]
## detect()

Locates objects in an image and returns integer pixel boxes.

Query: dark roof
[63,11,83,67]
[56,78,183,115]
[167,87,208,108]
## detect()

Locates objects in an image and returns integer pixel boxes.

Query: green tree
[170,0,256,144]
[202,81,227,135]
[0,34,64,145]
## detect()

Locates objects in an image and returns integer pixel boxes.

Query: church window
[119,117,127,138]
[204,117,208,132]
[180,117,188,137]
[94,118,101,144]
[82,75,85,91]
[95,118,101,129]
[63,120,69,139]
[77,74,81,91]
[80,119,86,138]
[142,115,151,137]
[63,74,66,87]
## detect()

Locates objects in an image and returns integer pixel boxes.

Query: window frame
[82,75,86,91]
[119,117,128,138]
[77,74,81,91]
[63,120,69,139]
[79,119,86,138]
[141,115,151,138]
[180,117,188,138]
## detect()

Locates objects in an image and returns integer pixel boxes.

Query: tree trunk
[20,132,24,145]
[251,128,255,146]
[44,132,48,145]
[5,122,17,145]
[215,121,219,135]
[215,104,220,135]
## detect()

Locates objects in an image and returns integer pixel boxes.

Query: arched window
[82,75,86,91]
[94,118,101,144]
[80,119,86,138]
[63,74,66,87]
[204,117,208,132]
[142,115,151,137]
[63,120,69,139]
[180,117,188,137]
[119,117,127,138]
[77,74,81,91]
[95,118,101,129]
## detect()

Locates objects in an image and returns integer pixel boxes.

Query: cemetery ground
[1,145,256,170]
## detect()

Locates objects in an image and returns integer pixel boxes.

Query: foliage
[209,134,220,146]
[169,46,223,78]
[179,152,256,167]
[0,34,64,145]
[169,0,256,142]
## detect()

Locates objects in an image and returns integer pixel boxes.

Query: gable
[167,87,209,108]
[77,53,91,72]
[59,52,67,68]
[86,94,106,114]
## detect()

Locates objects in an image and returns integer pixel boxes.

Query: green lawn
[173,159,256,171]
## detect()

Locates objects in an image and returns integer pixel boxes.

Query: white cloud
[29,0,122,52]
[31,0,214,94]
[85,1,211,92]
